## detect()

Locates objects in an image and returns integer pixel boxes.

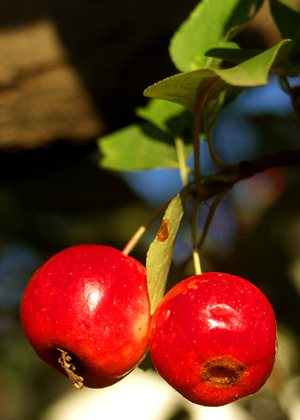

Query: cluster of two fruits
[21,245,277,407]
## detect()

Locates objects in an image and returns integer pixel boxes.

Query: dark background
[0,1,300,420]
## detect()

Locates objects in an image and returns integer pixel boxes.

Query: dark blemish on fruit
[157,219,170,242]
[201,355,247,389]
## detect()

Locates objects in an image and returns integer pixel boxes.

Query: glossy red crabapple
[149,272,277,406]
[21,245,150,389]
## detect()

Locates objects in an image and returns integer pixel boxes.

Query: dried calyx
[58,348,84,389]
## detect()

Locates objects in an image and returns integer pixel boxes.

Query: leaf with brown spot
[146,191,187,314]
[156,219,170,242]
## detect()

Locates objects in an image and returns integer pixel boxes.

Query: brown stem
[236,149,300,180]
[122,202,169,255]
[196,148,300,202]
[198,191,230,252]
[193,86,212,178]
[188,147,300,253]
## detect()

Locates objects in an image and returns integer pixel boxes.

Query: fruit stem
[191,198,202,275]
[122,202,169,256]
[174,136,191,186]
[203,109,231,171]
[278,75,292,95]
[193,93,204,178]
[198,191,229,252]
[193,248,202,275]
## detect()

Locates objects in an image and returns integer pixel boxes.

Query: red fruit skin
[21,245,150,388]
[150,272,277,407]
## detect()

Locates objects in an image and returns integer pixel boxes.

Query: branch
[198,148,300,200]
[237,149,300,180]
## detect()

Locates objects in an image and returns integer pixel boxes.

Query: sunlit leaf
[144,69,228,113]
[99,122,182,171]
[206,43,298,77]
[144,40,294,112]
[170,0,264,72]
[146,191,187,313]
[218,39,294,81]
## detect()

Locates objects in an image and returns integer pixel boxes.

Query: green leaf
[169,0,264,72]
[98,122,181,171]
[144,40,294,112]
[136,99,194,143]
[218,39,294,81]
[144,69,229,113]
[270,0,300,41]
[136,99,185,131]
[206,45,264,64]
[270,0,300,64]
[146,191,187,313]
[207,42,297,77]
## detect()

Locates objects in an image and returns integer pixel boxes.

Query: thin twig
[198,190,230,252]
[122,202,169,255]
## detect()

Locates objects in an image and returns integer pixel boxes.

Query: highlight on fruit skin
[149,272,277,407]
[20,244,151,389]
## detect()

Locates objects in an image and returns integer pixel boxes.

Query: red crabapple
[150,272,277,406]
[21,245,150,389]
